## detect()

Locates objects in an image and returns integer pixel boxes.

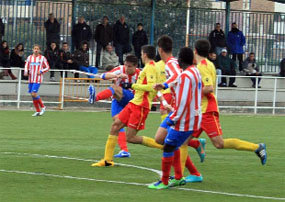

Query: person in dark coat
[59,42,76,78]
[72,17,92,50]
[227,22,246,71]
[0,41,17,80]
[132,23,148,68]
[280,57,285,77]
[44,13,60,47]
[208,23,227,55]
[10,43,27,80]
[94,16,113,68]
[0,19,4,43]
[113,15,131,65]
[44,42,61,81]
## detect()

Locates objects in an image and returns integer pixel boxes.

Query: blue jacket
[227,29,246,54]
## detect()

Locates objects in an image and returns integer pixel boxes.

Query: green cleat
[148,180,169,189]
[168,177,186,187]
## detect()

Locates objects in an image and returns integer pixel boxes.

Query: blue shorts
[160,113,172,129]
[164,127,193,148]
[111,89,134,117]
[28,83,41,93]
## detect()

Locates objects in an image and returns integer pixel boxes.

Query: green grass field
[0,110,284,202]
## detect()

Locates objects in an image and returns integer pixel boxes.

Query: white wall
[275,2,285,13]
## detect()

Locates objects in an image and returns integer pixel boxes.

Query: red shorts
[192,112,223,138]
[118,102,150,131]
[160,93,175,110]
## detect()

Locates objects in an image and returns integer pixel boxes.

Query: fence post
[71,0,77,52]
[150,0,156,45]
[225,2,231,36]
[60,71,66,110]
[17,68,22,109]
[185,0,190,47]
[272,78,277,115]
[254,75,258,114]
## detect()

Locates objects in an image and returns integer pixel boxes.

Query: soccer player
[88,55,141,158]
[190,39,267,165]
[24,44,50,117]
[91,45,163,167]
[149,47,202,189]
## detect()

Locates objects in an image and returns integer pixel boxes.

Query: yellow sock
[104,135,118,161]
[142,136,163,149]
[180,144,188,174]
[223,138,259,151]
[161,114,168,123]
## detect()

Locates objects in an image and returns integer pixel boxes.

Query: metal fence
[0,0,284,72]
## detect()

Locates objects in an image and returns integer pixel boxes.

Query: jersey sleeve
[24,56,30,75]
[164,62,180,86]
[108,66,122,75]
[41,56,50,73]
[132,65,157,92]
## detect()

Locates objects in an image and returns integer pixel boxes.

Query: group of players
[87,35,268,189]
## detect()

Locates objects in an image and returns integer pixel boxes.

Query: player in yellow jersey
[92,45,163,167]
[188,39,267,165]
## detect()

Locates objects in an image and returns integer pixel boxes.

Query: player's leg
[188,138,206,162]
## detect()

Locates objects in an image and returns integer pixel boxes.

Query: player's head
[178,47,194,70]
[124,54,138,75]
[194,39,210,58]
[33,44,41,55]
[157,35,173,58]
[141,45,156,64]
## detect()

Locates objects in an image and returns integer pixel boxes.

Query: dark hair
[103,16,109,20]
[62,42,69,46]
[1,40,9,50]
[15,43,24,51]
[80,41,89,50]
[141,45,156,60]
[125,54,138,66]
[137,23,143,27]
[249,52,255,56]
[216,23,220,26]
[194,39,210,57]
[232,22,236,25]
[157,35,173,53]
[178,47,194,70]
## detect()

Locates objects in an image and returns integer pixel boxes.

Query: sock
[104,135,118,161]
[118,128,128,152]
[142,136,163,149]
[179,145,188,174]
[173,149,183,180]
[37,97,44,108]
[223,138,259,151]
[188,139,200,149]
[161,113,168,123]
[32,97,40,112]
[96,87,115,101]
[185,156,200,176]
[161,154,174,185]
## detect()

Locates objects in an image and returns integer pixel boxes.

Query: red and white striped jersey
[165,57,182,89]
[24,54,50,83]
[108,65,141,88]
[169,65,202,132]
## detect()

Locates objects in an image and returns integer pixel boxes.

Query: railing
[1,67,285,114]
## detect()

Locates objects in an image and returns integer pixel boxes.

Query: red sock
[188,139,200,149]
[161,156,173,185]
[173,149,183,180]
[96,89,114,101]
[33,100,40,112]
[118,131,128,152]
[38,98,44,108]
[185,155,200,176]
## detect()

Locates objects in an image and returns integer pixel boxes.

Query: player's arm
[100,72,119,80]
[202,72,214,96]
[41,57,50,74]
[154,64,179,90]
[24,56,29,76]
[132,67,157,92]
[157,91,173,112]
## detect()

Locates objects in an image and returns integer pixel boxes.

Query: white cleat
[32,112,40,117]
[39,106,46,116]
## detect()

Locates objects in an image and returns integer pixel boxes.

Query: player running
[24,44,50,117]
[91,45,163,167]
[88,55,140,158]
[190,39,267,165]
[149,47,202,189]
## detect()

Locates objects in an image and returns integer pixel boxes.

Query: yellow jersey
[156,60,171,94]
[131,61,158,109]
[197,59,218,113]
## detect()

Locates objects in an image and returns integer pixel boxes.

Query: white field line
[1,152,285,201]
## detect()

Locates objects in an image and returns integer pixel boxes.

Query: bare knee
[110,118,123,134]
[211,136,224,149]
[31,92,37,98]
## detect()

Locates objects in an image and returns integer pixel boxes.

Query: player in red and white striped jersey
[88,55,140,158]
[24,44,50,117]
[149,47,202,189]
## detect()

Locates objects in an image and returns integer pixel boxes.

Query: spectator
[72,17,92,50]
[73,41,97,79]
[0,41,17,80]
[243,52,262,88]
[44,13,60,46]
[227,22,246,72]
[280,57,285,77]
[59,42,75,78]
[217,48,237,87]
[102,44,119,70]
[113,15,131,65]
[208,52,222,86]
[0,19,4,43]
[44,42,61,82]
[132,23,148,68]
[209,23,227,55]
[94,16,113,68]
[10,43,27,80]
